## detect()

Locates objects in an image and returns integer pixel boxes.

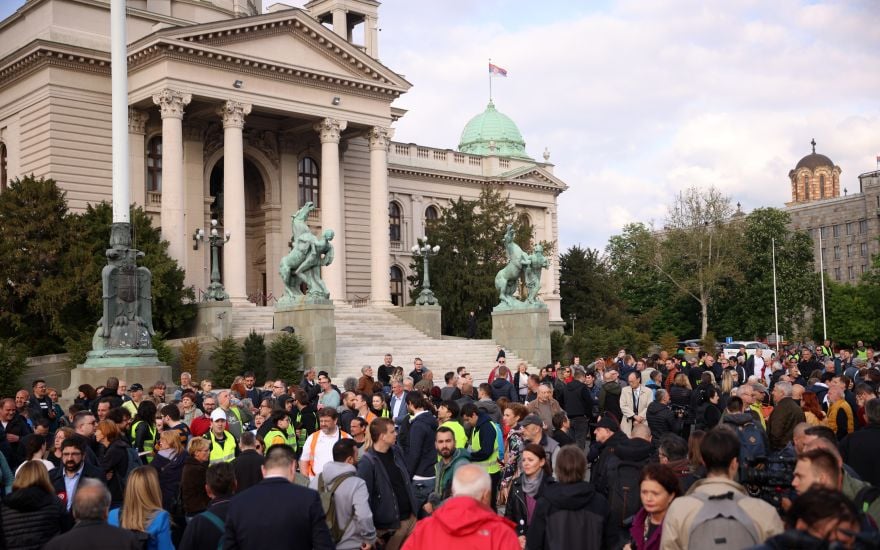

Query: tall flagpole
[488,57,492,102]
[819,230,827,340]
[111,0,129,223]
[772,238,780,354]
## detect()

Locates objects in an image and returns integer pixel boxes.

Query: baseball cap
[129,383,144,392]
[520,414,544,429]
[210,409,227,422]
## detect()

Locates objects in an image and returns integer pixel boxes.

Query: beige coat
[619,384,653,437]
[660,476,784,550]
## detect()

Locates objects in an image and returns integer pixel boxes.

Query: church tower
[787,139,841,205]
[304,0,380,57]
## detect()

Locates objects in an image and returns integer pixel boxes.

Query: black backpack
[606,456,644,528]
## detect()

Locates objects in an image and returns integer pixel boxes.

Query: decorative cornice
[0,41,109,88]
[128,108,149,134]
[219,100,252,129]
[368,126,394,151]
[314,118,347,144]
[152,88,192,119]
[388,166,567,195]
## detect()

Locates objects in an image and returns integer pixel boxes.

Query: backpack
[200,510,225,550]
[318,471,356,543]
[606,456,644,528]
[734,421,767,463]
[687,491,760,549]
[854,486,880,516]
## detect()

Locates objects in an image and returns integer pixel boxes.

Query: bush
[151,332,175,365]
[0,339,29,397]
[658,332,679,356]
[550,331,566,364]
[242,331,267,383]
[63,331,93,369]
[211,337,242,388]
[179,339,201,380]
[268,333,304,386]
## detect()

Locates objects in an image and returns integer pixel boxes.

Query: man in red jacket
[402,463,519,550]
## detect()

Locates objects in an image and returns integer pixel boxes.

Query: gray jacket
[321,461,377,550]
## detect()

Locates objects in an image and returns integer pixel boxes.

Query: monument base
[491,306,551,369]
[63,361,172,409]
[390,305,442,339]
[195,301,233,340]
[274,303,336,377]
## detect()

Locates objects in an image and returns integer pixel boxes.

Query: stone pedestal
[195,301,233,340]
[274,304,336,376]
[491,307,551,369]
[63,362,172,409]
[390,305,442,339]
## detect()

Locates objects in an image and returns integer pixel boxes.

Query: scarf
[521,470,543,498]
[158,448,177,460]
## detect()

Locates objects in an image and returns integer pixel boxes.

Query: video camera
[738,454,797,511]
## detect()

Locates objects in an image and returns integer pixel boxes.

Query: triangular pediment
[130,9,410,92]
[501,165,568,191]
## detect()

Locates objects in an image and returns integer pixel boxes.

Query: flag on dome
[489,63,508,77]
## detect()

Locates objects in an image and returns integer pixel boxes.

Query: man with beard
[425,426,469,514]
[50,436,105,511]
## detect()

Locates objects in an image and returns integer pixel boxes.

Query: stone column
[152,89,191,267]
[369,126,394,306]
[219,100,252,305]
[314,118,347,302]
[183,123,206,292]
[128,108,148,208]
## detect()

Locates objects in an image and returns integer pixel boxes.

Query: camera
[738,455,797,510]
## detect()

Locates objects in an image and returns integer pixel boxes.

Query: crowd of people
[1,341,880,549]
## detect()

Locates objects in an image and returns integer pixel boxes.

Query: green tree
[242,331,268,383]
[211,337,242,388]
[559,245,625,332]
[408,187,533,337]
[0,339,29,397]
[822,282,878,344]
[179,339,202,381]
[268,333,304,385]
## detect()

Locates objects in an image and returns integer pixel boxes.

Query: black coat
[43,519,141,550]
[49,462,106,509]
[150,450,187,511]
[505,472,552,535]
[840,424,880,486]
[1,486,72,550]
[181,455,210,515]
[178,498,231,550]
[232,449,264,493]
[646,401,679,443]
[562,380,594,418]
[403,412,438,478]
[526,481,616,550]
[222,477,333,550]
[97,438,129,506]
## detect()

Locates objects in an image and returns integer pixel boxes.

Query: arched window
[803,174,809,200]
[146,136,162,193]
[298,157,320,207]
[0,142,7,192]
[820,175,826,199]
[389,201,402,242]
[390,266,404,306]
[425,205,439,222]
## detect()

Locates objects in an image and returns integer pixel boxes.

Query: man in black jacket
[0,397,32,468]
[231,432,264,493]
[179,462,236,550]
[49,437,106,512]
[403,392,438,514]
[839,397,880,486]
[223,444,333,550]
[44,479,141,550]
[563,366,595,451]
[646,389,679,447]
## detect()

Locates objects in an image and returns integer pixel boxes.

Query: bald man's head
[451,464,492,507]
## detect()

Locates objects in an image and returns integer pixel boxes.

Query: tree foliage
[179,339,202,381]
[408,187,535,337]
[268,333,304,385]
[0,339,29,397]
[210,337,242,388]
[559,246,625,332]
[242,331,268,383]
[0,176,195,356]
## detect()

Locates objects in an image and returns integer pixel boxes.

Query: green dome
[458,101,532,159]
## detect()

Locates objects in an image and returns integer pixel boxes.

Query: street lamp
[203,219,231,301]
[412,238,440,306]
[569,313,576,335]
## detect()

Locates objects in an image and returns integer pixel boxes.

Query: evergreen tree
[242,331,268,383]
[0,339,29,397]
[268,333,304,385]
[211,337,242,388]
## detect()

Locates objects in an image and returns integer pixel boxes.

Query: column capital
[152,89,192,119]
[128,108,149,134]
[314,118,347,144]
[219,100,252,129]
[368,126,394,151]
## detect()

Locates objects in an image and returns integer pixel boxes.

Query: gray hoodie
[320,461,377,550]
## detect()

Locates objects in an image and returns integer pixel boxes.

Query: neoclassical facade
[0,0,565,324]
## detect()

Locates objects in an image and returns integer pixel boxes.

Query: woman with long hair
[131,400,158,464]
[95,419,130,508]
[370,393,391,419]
[505,443,553,545]
[514,362,530,403]
[499,402,529,494]
[1,461,71,549]
[109,466,173,550]
[47,427,75,470]
[669,373,693,438]
[627,463,682,550]
[150,430,187,512]
[75,384,97,411]
[801,391,826,426]
[15,434,55,475]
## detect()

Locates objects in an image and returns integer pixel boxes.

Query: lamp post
[569,313,576,335]
[197,219,231,301]
[412,238,440,306]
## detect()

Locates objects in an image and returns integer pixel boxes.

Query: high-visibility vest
[305,429,350,476]
[130,421,156,463]
[264,428,295,453]
[469,422,500,474]
[440,420,468,449]
[294,409,317,449]
[207,431,236,465]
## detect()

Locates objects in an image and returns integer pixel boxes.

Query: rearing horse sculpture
[495,224,530,308]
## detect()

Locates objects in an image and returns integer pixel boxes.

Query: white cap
[210,409,227,422]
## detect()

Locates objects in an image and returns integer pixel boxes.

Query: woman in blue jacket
[109,466,174,550]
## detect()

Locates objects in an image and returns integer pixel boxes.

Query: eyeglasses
[273,386,284,389]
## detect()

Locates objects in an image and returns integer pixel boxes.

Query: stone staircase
[229,305,524,384]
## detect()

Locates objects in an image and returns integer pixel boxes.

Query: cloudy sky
[2,0,879,252]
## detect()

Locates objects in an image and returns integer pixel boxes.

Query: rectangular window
[847,244,854,257]
[820,226,828,240]
[834,267,841,280]
[863,265,868,274]
[861,243,868,257]
[846,222,854,235]
[848,266,855,280]
[821,248,827,263]
[833,225,840,238]
[860,220,868,234]
[834,246,841,260]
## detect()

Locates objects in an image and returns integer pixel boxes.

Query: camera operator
[753,487,860,549]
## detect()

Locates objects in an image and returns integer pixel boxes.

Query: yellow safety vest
[469,422,500,474]
[207,431,236,465]
[440,420,468,449]
[130,421,156,463]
